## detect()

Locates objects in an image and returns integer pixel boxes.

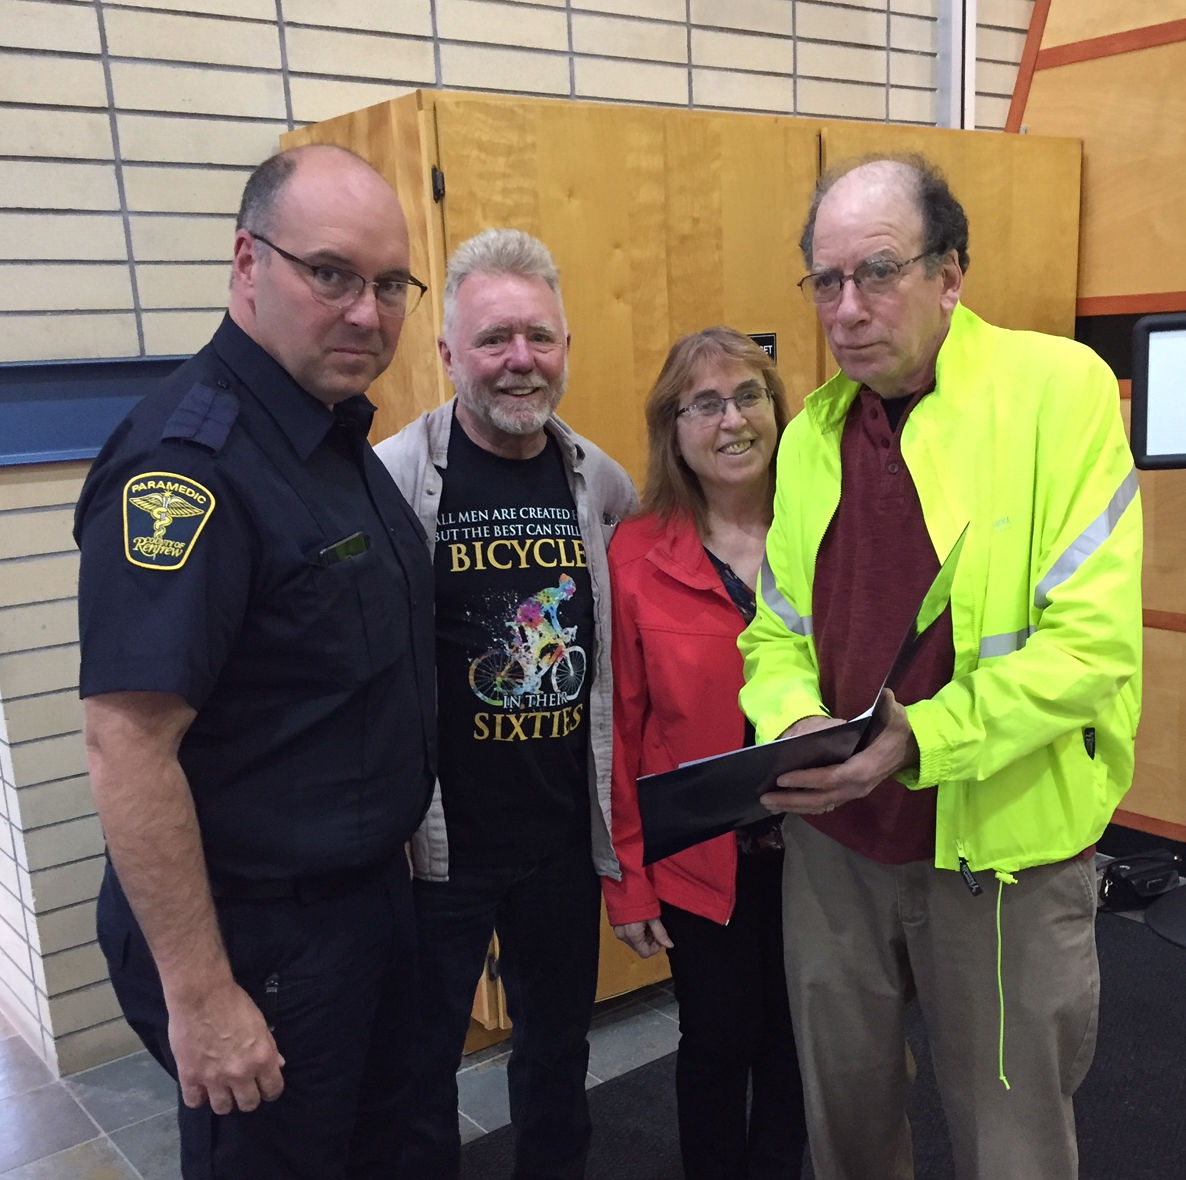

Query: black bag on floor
[1098,849,1182,911]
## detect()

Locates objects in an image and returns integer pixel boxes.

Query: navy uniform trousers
[97,859,417,1180]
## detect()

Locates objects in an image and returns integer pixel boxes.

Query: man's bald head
[799,153,970,275]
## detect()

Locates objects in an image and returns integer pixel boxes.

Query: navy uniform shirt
[75,315,436,880]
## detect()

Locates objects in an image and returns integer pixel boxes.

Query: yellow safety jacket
[739,303,1143,875]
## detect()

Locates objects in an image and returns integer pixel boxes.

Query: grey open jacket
[374,399,638,882]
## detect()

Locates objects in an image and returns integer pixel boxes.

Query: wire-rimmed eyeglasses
[676,386,773,422]
[797,252,933,305]
[249,231,427,317]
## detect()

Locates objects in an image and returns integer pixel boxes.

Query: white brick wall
[977,0,1034,129]
[0,0,1034,1074]
[0,463,140,1074]
[0,0,1034,366]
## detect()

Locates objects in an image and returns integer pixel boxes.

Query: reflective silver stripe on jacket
[979,467,1138,659]
[979,627,1035,659]
[759,555,812,636]
[1035,467,1139,610]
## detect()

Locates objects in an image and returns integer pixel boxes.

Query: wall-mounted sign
[748,333,777,363]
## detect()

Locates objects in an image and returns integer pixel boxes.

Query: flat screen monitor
[1131,312,1186,470]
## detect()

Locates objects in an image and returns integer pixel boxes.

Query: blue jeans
[398,842,601,1180]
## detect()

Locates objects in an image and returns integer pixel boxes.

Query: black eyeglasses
[249,231,427,317]
[797,252,933,305]
[677,386,773,422]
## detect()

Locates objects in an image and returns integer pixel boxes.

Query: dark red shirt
[809,388,955,864]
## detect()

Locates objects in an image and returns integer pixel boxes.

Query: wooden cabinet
[283,90,1081,486]
[466,901,671,1050]
[284,91,823,480]
[282,90,1083,1015]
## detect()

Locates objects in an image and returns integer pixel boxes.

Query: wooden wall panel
[819,122,1081,339]
[1043,0,1186,48]
[1023,47,1186,304]
[1116,401,1186,830]
[1126,628,1186,829]
[1011,4,1186,836]
[1138,464,1186,619]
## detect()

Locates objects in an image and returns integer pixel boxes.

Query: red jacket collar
[644,513,722,593]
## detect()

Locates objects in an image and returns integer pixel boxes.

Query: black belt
[208,860,389,903]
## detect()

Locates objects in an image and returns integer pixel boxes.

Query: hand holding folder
[637,526,968,866]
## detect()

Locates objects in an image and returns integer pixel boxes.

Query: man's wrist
[160,956,236,1007]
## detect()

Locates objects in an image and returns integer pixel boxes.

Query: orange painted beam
[1112,809,1186,843]
[1035,18,1186,70]
[1145,610,1186,634]
[1006,0,1053,132]
[1077,292,1186,317]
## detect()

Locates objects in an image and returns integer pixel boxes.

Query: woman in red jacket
[603,327,806,1178]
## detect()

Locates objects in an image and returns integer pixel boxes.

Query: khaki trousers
[781,815,1099,1180]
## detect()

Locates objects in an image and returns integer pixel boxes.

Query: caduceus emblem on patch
[122,471,216,570]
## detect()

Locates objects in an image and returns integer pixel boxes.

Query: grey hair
[441,228,566,343]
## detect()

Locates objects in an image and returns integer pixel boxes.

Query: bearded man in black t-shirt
[375,228,637,1180]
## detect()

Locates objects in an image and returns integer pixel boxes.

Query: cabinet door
[280,92,453,443]
[428,93,823,485]
[594,900,669,1001]
[471,935,511,1031]
[471,905,672,1027]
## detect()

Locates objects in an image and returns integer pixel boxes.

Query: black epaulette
[161,381,241,454]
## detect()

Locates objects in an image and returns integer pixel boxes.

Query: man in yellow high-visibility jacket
[739,154,1142,1180]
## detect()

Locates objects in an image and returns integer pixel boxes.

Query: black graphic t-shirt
[434,419,594,866]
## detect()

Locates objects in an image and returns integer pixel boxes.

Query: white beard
[454,365,567,437]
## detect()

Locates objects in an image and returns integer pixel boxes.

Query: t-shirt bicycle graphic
[468,573,589,707]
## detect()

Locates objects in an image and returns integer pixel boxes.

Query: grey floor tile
[586,1004,680,1083]
[0,1084,99,1173]
[0,1134,140,1179]
[636,987,679,1023]
[456,1056,511,1133]
[0,1037,53,1102]
[108,1112,180,1180]
[66,1051,176,1133]
[460,1043,511,1071]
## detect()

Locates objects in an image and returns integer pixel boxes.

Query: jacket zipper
[956,839,982,895]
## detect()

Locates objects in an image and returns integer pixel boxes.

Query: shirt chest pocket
[255,532,395,690]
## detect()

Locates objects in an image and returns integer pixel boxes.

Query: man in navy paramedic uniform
[75,144,435,1179]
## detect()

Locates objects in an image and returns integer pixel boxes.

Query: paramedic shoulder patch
[122,472,215,570]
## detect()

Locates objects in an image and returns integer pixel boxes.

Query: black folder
[638,525,968,865]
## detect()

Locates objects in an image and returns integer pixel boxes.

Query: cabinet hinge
[431,166,446,203]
